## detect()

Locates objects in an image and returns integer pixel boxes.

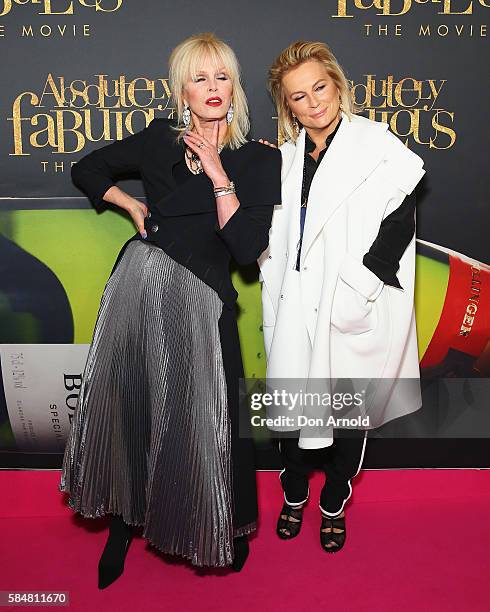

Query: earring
[226,103,234,124]
[182,104,191,128]
[292,114,300,136]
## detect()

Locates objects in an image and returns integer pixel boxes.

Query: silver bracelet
[214,181,235,198]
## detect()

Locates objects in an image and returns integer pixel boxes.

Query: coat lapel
[301,112,389,261]
[281,130,306,253]
[282,128,306,207]
[152,137,213,217]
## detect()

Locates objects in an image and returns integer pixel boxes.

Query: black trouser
[278,429,367,516]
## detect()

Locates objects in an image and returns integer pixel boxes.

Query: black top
[296,118,342,270]
[71,118,282,309]
[362,190,416,290]
[172,154,195,184]
[298,120,416,289]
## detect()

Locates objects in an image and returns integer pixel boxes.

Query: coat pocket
[331,253,382,335]
[331,277,378,334]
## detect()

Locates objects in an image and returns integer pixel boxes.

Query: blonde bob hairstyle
[169,32,249,149]
[268,41,361,144]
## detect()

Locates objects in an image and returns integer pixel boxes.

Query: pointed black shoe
[98,514,134,589]
[231,535,249,572]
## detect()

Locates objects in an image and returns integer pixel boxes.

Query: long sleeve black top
[70,118,282,308]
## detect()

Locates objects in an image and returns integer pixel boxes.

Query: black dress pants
[278,429,367,516]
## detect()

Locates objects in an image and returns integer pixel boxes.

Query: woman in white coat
[259,41,425,552]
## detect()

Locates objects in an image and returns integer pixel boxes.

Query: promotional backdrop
[1,0,489,468]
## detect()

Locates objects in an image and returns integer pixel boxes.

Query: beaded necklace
[185,143,224,175]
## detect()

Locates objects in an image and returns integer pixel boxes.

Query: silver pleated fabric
[59,239,239,567]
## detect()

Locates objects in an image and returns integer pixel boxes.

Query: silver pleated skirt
[59,239,238,567]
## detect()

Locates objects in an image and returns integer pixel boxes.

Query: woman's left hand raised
[183,116,229,186]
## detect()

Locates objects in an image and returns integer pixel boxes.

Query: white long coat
[258,111,426,449]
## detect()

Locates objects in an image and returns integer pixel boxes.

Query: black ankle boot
[231,535,249,572]
[98,514,134,589]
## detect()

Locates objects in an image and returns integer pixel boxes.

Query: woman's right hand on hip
[126,200,149,239]
[101,186,149,239]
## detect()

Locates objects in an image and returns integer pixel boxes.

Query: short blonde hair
[168,32,249,149]
[268,41,361,144]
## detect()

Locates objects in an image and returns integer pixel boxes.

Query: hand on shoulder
[257,138,277,149]
[247,139,281,161]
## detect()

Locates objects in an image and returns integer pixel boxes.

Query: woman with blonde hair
[59,32,281,586]
[259,41,425,552]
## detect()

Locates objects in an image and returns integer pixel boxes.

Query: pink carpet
[1,469,489,611]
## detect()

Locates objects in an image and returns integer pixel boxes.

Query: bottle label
[420,253,490,373]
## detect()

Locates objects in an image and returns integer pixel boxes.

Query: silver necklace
[185,143,224,175]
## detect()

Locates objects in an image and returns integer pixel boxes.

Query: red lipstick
[206,97,223,106]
